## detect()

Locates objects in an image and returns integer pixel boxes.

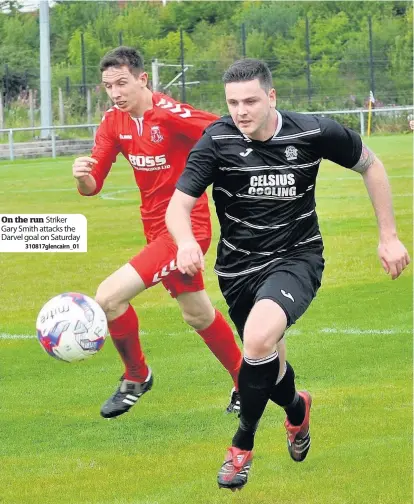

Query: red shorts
[129,234,211,298]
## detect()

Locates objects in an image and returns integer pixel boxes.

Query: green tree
[0,1,21,13]
[246,29,273,60]
[0,10,39,100]
[0,0,412,120]
[161,1,240,31]
[234,1,303,38]
[388,8,413,103]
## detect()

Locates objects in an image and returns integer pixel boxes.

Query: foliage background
[0,0,412,125]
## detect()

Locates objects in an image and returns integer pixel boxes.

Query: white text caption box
[0,214,87,253]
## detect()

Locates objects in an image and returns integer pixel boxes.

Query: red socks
[108,306,241,389]
[197,310,242,389]
[107,304,149,382]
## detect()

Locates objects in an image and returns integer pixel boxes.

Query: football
[36,292,107,362]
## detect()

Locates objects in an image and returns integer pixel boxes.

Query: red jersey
[83,92,218,242]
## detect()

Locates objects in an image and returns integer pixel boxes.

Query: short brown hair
[100,46,144,75]
[223,59,273,92]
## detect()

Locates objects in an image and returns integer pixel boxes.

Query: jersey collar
[241,109,283,143]
[271,110,283,139]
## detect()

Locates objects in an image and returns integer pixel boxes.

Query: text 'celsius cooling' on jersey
[248,173,297,197]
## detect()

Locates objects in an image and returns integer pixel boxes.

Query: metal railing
[0,124,98,161]
[0,105,412,161]
[303,105,413,136]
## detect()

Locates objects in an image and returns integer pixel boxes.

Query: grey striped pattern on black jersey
[178,110,362,277]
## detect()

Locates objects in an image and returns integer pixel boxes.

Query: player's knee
[181,308,213,331]
[95,281,122,318]
[243,329,278,359]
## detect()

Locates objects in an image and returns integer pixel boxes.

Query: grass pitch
[0,135,412,504]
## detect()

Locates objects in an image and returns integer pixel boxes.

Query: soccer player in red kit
[72,46,242,419]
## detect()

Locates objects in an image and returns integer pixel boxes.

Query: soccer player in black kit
[166,59,410,491]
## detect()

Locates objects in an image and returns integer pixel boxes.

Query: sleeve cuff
[175,182,204,199]
[77,174,101,196]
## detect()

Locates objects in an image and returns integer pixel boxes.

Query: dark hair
[100,46,144,75]
[223,58,273,92]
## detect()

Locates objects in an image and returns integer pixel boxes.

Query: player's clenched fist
[72,156,97,180]
[177,240,205,277]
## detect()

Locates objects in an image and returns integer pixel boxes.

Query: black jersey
[176,110,362,278]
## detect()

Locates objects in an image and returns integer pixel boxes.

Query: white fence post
[359,111,365,136]
[29,89,35,134]
[8,129,14,161]
[58,87,65,125]
[0,93,4,131]
[87,88,92,125]
[51,129,56,158]
[1,106,412,161]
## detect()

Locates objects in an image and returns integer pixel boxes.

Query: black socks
[232,352,280,450]
[270,361,305,426]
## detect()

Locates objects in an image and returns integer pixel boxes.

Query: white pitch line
[1,328,410,340]
[1,187,409,200]
[0,188,75,195]
[0,333,36,339]
[320,328,412,335]
[318,174,412,181]
[0,174,410,198]
[318,193,412,199]
[100,189,138,201]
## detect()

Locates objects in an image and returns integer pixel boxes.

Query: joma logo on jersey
[128,154,167,168]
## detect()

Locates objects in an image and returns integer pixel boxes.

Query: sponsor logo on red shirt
[128,154,170,171]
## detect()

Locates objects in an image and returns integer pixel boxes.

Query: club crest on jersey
[285,145,298,161]
[151,126,163,143]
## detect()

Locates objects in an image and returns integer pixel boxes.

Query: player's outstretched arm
[166,189,204,277]
[72,156,98,195]
[357,145,410,279]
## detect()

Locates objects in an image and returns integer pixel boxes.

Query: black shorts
[218,251,325,339]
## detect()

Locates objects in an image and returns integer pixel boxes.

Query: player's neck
[129,88,154,118]
[249,109,278,142]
